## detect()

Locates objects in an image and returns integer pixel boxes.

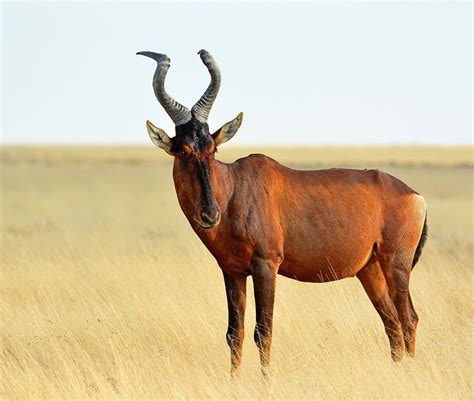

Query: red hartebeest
[137,49,428,376]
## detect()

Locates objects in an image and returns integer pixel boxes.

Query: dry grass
[1,146,473,400]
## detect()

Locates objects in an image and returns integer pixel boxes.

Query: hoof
[391,347,405,362]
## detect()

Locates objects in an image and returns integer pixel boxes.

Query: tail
[412,214,428,269]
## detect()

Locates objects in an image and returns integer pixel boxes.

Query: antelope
[137,49,428,376]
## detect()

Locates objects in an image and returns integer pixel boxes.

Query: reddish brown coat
[170,149,427,375]
[139,49,427,377]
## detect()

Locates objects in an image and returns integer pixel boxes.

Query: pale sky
[2,1,472,145]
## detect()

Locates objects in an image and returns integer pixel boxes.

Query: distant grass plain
[1,146,472,399]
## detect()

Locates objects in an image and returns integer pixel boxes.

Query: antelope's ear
[146,120,172,154]
[212,112,243,146]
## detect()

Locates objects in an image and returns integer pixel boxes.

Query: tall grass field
[1,146,472,399]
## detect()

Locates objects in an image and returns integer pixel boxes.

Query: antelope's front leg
[223,272,247,377]
[252,258,278,376]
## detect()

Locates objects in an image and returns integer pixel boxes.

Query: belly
[278,243,375,283]
[279,255,366,284]
[278,220,378,283]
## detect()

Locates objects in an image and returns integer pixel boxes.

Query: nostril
[201,211,209,224]
[200,209,220,225]
[201,211,214,225]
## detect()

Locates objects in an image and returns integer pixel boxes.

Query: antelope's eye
[182,145,193,155]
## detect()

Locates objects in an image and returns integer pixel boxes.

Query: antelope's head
[138,50,242,229]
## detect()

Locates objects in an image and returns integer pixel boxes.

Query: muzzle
[195,205,221,229]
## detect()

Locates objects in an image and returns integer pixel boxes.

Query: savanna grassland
[1,146,473,400]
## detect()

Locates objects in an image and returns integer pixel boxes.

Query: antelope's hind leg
[223,272,247,377]
[405,291,419,357]
[380,254,419,358]
[357,261,405,361]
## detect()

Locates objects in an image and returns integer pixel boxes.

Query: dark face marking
[172,116,220,229]
[196,159,220,227]
[171,118,215,155]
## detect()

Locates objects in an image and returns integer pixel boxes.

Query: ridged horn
[191,50,221,123]
[137,51,191,126]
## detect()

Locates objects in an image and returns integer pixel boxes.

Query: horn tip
[136,51,170,64]
[197,49,210,57]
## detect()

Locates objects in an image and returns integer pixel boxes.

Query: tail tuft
[412,215,428,269]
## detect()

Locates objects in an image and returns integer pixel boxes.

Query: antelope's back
[232,154,424,282]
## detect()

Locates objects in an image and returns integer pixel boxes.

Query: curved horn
[137,51,191,126]
[191,49,221,123]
